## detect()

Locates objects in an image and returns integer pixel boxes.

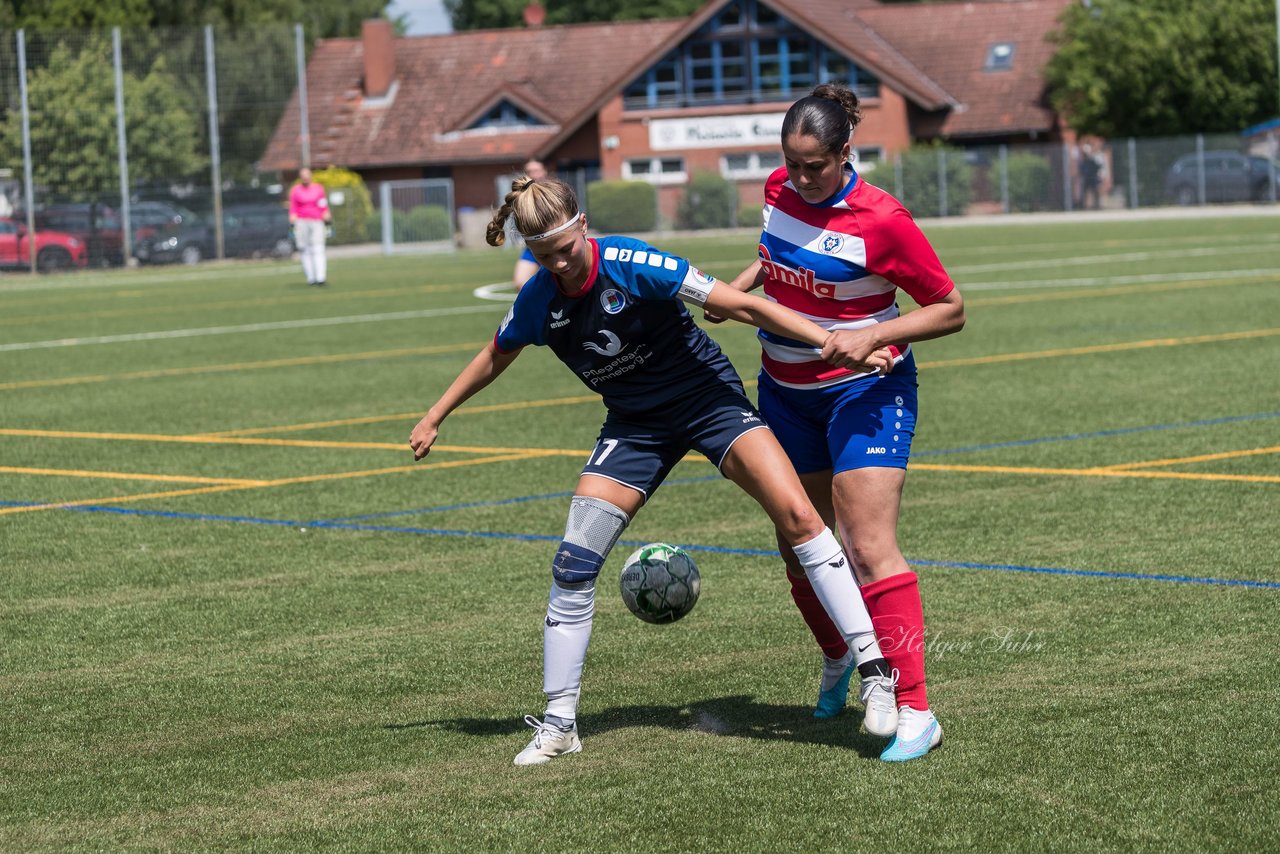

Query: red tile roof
[853,0,1072,137]
[262,0,1068,170]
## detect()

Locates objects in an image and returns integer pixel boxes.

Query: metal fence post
[112,28,132,264]
[294,23,310,169]
[894,153,903,202]
[999,144,1009,213]
[937,148,948,217]
[1062,141,1073,212]
[17,30,37,273]
[1128,137,1138,208]
[1195,134,1205,205]
[204,25,225,259]
[380,181,392,255]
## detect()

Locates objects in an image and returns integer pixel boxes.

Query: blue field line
[917,410,1280,458]
[8,500,1278,589]
[309,474,723,525]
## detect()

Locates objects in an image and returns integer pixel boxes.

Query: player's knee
[774,502,823,546]
[550,496,630,586]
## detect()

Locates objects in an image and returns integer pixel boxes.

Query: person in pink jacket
[289,168,332,286]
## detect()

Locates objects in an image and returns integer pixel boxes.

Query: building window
[623,0,879,110]
[624,157,687,185]
[467,100,548,129]
[721,151,783,179]
[984,43,1015,71]
[852,146,884,174]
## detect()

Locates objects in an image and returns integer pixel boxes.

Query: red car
[0,218,89,271]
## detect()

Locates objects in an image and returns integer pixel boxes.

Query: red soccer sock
[861,570,928,710]
[787,568,848,660]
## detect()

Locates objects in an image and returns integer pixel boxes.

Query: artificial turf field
[2,212,1278,849]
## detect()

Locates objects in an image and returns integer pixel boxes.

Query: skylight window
[985,42,1015,71]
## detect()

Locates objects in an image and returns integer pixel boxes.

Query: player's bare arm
[821,289,965,369]
[410,342,521,460]
[703,281,892,373]
[705,260,764,324]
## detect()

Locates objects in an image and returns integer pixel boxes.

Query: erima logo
[583,330,624,356]
[828,557,846,569]
[550,308,570,329]
[545,617,561,628]
[741,411,761,424]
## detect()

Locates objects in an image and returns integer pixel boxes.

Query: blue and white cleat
[813,656,854,718]
[880,706,942,762]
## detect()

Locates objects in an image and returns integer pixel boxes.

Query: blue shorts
[582,385,769,500]
[757,352,919,475]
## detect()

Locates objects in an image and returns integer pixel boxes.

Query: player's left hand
[822,329,894,374]
[409,417,440,460]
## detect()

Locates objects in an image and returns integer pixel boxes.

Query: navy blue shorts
[757,352,919,475]
[581,385,769,500]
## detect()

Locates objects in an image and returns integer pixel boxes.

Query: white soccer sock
[792,528,884,667]
[312,245,327,283]
[543,581,595,722]
[300,248,315,283]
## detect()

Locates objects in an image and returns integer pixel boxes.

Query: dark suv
[1165,151,1280,204]
[134,203,294,264]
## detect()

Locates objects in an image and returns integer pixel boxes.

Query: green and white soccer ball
[619,543,701,624]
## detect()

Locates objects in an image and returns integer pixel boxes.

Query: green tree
[1046,0,1279,136]
[445,0,703,30]
[1,0,389,37]
[0,39,204,199]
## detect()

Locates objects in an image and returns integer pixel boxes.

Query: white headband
[522,213,582,243]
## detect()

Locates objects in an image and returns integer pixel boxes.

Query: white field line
[937,230,1272,259]
[0,304,505,353]
[473,282,517,302]
[0,262,301,293]
[949,243,1280,275]
[961,267,1278,292]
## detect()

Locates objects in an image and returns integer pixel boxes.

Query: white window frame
[851,146,884,174]
[720,151,783,180]
[623,157,688,185]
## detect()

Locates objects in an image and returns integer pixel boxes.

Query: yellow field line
[919,326,1280,370]
[965,273,1277,307]
[203,393,605,437]
[0,282,466,326]
[0,427,587,457]
[0,451,542,517]
[910,462,1280,485]
[0,465,268,486]
[1094,445,1280,472]
[0,341,487,392]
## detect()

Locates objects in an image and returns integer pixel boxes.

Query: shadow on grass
[385,694,882,758]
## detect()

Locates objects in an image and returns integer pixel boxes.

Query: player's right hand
[409,417,440,460]
[703,309,726,324]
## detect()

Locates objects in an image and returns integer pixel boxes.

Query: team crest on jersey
[600,289,627,314]
[821,233,844,254]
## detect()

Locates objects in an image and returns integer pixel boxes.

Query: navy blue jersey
[494,236,740,416]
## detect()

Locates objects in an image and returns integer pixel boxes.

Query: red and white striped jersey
[755,166,954,389]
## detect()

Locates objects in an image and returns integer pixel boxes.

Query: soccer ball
[619,543,700,624]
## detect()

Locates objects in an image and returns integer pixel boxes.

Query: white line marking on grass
[963,268,1278,292]
[0,305,505,352]
[473,282,517,302]
[0,263,301,293]
[951,244,1280,275]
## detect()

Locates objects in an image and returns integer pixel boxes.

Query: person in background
[722,82,965,762]
[511,159,549,292]
[289,167,332,286]
[1078,143,1103,210]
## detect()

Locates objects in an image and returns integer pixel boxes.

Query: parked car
[128,200,197,247]
[134,204,294,264]
[1165,151,1280,205]
[0,217,89,271]
[33,202,125,266]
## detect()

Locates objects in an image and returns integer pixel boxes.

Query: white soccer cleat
[858,669,900,737]
[513,715,582,766]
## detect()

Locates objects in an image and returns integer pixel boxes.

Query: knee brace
[551,496,629,587]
